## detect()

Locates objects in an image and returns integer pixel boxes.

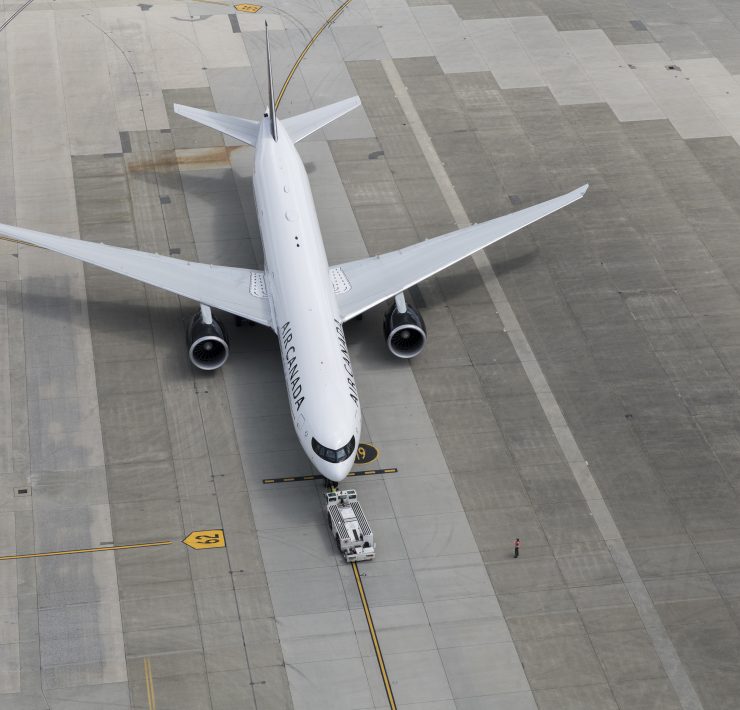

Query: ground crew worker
[514,538,520,559]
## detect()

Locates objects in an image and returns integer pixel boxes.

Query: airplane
[0,27,587,482]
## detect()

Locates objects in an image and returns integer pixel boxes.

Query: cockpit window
[311,436,355,463]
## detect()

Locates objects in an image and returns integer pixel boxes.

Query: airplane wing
[0,223,273,328]
[332,184,588,322]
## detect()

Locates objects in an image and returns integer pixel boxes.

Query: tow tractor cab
[326,489,375,562]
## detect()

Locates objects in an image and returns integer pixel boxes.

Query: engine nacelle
[187,310,229,371]
[383,303,427,359]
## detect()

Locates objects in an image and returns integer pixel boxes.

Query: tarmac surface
[2,0,740,708]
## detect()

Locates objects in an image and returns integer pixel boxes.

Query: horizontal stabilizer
[174,104,260,146]
[282,96,361,143]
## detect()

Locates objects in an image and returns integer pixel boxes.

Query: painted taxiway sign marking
[354,442,379,465]
[263,468,398,485]
[183,529,225,550]
[0,530,228,561]
[234,3,261,11]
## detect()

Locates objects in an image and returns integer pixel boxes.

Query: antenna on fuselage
[265,21,278,141]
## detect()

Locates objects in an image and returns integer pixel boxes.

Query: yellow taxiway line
[144,657,157,710]
[274,0,355,110]
[0,540,173,562]
[352,562,397,710]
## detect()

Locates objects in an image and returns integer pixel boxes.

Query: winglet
[265,21,278,141]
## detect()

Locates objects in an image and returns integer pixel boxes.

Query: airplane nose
[320,459,352,483]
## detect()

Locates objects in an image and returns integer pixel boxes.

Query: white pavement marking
[382,57,706,710]
[8,9,127,694]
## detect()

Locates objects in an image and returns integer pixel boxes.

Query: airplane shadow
[490,250,538,279]
[18,286,277,355]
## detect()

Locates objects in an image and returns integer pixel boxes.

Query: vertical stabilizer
[265,22,278,141]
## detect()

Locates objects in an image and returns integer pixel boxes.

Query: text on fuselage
[335,319,359,406]
[281,322,305,411]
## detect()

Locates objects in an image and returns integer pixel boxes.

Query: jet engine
[187,305,229,371]
[383,297,427,359]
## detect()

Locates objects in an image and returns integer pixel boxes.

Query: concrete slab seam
[380,57,705,710]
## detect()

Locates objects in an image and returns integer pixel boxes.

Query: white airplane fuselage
[253,117,361,482]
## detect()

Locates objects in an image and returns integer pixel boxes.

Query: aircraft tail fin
[265,21,278,141]
[173,104,260,146]
[175,26,360,146]
[282,96,362,143]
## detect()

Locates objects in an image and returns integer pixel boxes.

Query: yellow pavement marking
[144,658,157,710]
[274,0,355,110]
[0,0,36,34]
[234,3,261,11]
[262,468,397,484]
[0,529,228,561]
[355,442,379,465]
[349,467,396,476]
[352,562,396,710]
[0,540,173,562]
[182,529,225,550]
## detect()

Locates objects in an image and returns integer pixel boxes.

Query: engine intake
[383,303,427,359]
[187,310,229,371]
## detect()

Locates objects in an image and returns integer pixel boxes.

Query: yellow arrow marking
[182,529,225,550]
[234,3,261,12]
